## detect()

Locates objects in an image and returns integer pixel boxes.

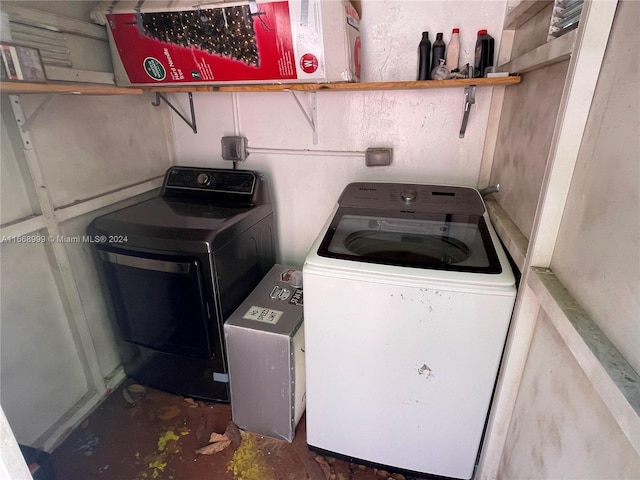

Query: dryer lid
[317,209,502,274]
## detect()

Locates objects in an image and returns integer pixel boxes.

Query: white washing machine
[303,182,516,480]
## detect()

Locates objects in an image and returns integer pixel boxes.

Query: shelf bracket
[459,85,476,138]
[152,92,197,134]
[8,94,35,150]
[289,91,318,144]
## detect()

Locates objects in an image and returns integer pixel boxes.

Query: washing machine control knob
[401,188,418,203]
[197,173,211,186]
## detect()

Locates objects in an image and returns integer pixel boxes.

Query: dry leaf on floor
[122,388,135,407]
[196,439,231,455]
[156,405,180,420]
[208,432,228,443]
[315,455,334,480]
[127,384,146,399]
[224,421,242,448]
[375,472,405,480]
[195,431,232,455]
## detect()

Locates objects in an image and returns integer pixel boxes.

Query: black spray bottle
[417,32,431,80]
[431,32,446,76]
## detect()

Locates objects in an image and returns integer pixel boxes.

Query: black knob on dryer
[197,173,211,186]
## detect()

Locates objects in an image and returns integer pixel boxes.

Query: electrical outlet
[365,148,392,167]
[221,136,249,161]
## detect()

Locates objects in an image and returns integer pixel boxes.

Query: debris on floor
[194,418,244,456]
[128,383,147,400]
[374,469,407,480]
[158,429,189,452]
[137,427,189,479]
[49,382,432,480]
[227,431,273,480]
[315,455,334,480]
[72,432,100,456]
[122,387,136,407]
[224,421,242,448]
[155,405,181,421]
[196,432,231,455]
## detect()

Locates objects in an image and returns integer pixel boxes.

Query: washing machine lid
[317,208,502,274]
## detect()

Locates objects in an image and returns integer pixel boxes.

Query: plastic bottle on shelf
[431,32,446,75]
[474,29,495,78]
[445,28,460,71]
[431,60,449,80]
[417,32,431,80]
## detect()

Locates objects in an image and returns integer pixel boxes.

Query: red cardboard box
[91,0,361,86]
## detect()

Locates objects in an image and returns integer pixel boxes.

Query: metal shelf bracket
[152,92,197,134]
[289,91,318,144]
[459,85,476,138]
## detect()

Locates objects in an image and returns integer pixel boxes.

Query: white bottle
[445,28,460,70]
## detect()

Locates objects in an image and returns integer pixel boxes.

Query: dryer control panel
[338,182,486,215]
[164,167,255,194]
[160,167,271,205]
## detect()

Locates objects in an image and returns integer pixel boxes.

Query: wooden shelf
[0,81,143,95]
[2,77,520,96]
[149,76,520,93]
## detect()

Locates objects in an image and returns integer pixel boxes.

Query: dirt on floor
[49,382,428,480]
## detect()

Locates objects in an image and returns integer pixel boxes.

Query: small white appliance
[303,182,516,479]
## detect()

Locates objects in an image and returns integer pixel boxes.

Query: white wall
[0,117,34,223]
[172,0,508,265]
[358,0,506,83]
[499,309,639,479]
[1,238,88,444]
[0,92,172,447]
[490,1,640,477]
[551,0,639,374]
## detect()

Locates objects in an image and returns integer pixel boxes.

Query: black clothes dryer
[88,166,276,401]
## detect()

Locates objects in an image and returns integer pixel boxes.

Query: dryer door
[96,246,214,359]
[317,209,502,274]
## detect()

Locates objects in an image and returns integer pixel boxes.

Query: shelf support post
[289,91,318,144]
[459,85,476,138]
[152,92,197,134]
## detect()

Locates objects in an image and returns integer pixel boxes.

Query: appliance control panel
[338,182,486,215]
[163,167,256,194]
[226,265,303,335]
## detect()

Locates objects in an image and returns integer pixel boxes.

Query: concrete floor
[49,381,432,480]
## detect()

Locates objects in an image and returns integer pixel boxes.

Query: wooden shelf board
[0,81,143,95]
[1,77,520,96]
[149,77,521,93]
